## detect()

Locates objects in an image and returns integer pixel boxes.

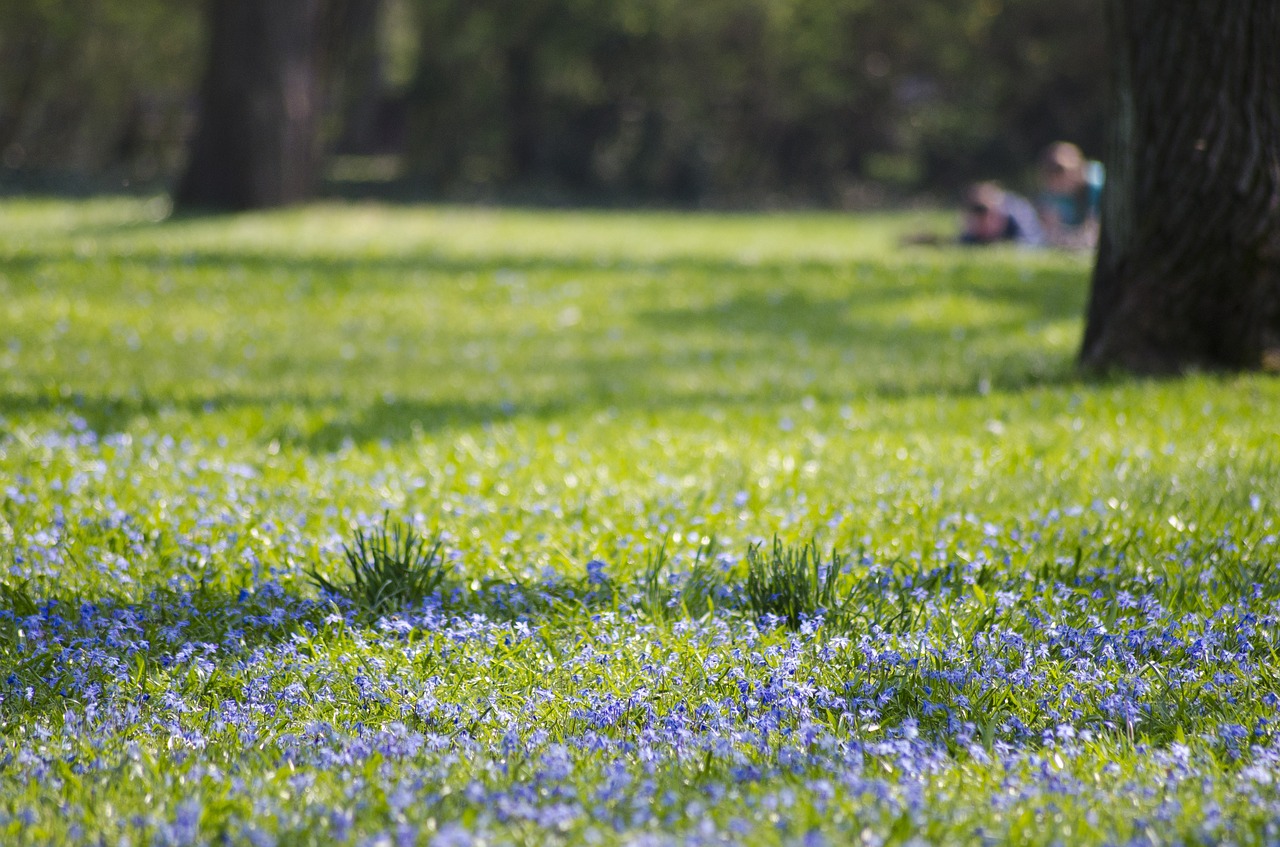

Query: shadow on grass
[0,566,630,724]
[0,579,326,721]
[0,360,1095,453]
[2,516,1267,744]
[0,388,535,447]
[1,239,1086,316]
[0,234,1093,448]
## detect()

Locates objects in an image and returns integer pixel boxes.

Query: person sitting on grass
[959,181,1046,247]
[1037,141,1104,250]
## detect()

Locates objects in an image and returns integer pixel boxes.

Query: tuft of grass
[309,514,446,616]
[679,540,724,619]
[744,537,848,629]
[638,543,676,621]
[0,576,39,618]
[637,539,724,621]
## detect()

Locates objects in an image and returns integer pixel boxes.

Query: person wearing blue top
[959,181,1046,247]
[1037,141,1104,250]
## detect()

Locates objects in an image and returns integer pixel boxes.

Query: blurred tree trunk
[1081,2,1280,373]
[0,34,45,155]
[333,0,385,154]
[505,42,540,181]
[175,0,329,211]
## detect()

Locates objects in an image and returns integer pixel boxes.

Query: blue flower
[586,559,608,586]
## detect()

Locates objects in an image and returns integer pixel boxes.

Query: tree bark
[1081,1,1280,374]
[332,0,386,155]
[175,0,329,211]
[505,43,540,182]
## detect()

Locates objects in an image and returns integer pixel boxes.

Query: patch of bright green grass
[1,197,1278,845]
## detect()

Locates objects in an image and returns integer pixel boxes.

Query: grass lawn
[1,197,1278,845]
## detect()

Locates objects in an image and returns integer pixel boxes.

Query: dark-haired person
[959,182,1045,247]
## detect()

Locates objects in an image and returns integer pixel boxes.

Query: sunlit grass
[1,197,1278,845]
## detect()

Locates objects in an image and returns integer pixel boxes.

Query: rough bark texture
[1081,1,1280,374]
[175,0,328,211]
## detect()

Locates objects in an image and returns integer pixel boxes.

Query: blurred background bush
[0,0,1105,207]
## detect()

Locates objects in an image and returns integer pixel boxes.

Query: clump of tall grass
[744,537,850,629]
[638,539,724,621]
[309,514,447,616]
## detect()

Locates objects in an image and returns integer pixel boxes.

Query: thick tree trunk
[175,0,329,211]
[333,0,386,155]
[1081,1,1280,374]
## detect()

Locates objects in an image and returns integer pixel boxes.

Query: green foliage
[1,199,1279,846]
[637,539,723,621]
[3,0,1103,201]
[0,577,38,618]
[0,0,201,177]
[744,537,847,629]
[403,0,1107,201]
[309,514,446,615]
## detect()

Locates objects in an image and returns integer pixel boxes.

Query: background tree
[0,0,200,184]
[332,0,394,156]
[402,0,1106,205]
[174,0,339,211]
[1081,2,1280,373]
[3,0,1107,207]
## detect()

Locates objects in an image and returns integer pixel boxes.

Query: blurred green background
[0,0,1105,206]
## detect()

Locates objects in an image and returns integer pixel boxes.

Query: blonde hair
[965,181,1005,212]
[1041,142,1085,177]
